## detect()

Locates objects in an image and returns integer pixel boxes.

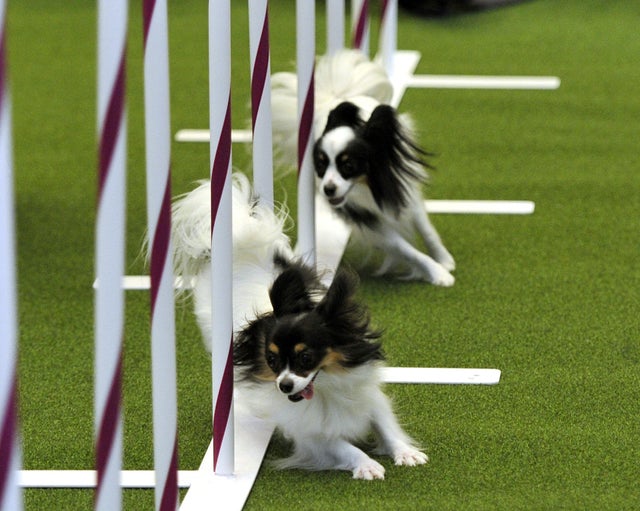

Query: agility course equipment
[208,0,235,477]
[249,0,274,207]
[143,0,179,508]
[95,0,127,509]
[0,0,21,508]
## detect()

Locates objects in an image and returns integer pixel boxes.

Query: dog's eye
[266,351,279,371]
[297,351,315,370]
[338,158,358,178]
[313,149,329,176]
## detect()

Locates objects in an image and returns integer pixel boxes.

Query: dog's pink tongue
[301,381,314,400]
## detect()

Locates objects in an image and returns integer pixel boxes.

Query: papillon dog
[272,50,455,285]
[171,173,428,479]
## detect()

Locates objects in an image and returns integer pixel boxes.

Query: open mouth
[327,196,346,207]
[287,372,318,403]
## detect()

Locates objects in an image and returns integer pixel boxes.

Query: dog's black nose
[279,379,294,394]
[323,183,336,197]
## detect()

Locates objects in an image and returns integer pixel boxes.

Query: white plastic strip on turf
[425,200,535,215]
[174,128,252,143]
[408,74,560,90]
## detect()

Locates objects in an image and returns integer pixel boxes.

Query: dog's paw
[429,265,455,287]
[394,448,429,467]
[353,459,385,480]
[436,252,456,272]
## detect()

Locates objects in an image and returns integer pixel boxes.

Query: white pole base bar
[382,367,501,385]
[18,470,198,489]
[174,128,251,143]
[408,74,561,90]
[425,199,535,215]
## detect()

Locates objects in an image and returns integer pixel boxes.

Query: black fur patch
[335,203,380,230]
[234,264,383,383]
[322,101,364,133]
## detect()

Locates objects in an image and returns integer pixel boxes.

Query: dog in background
[272,50,455,285]
[170,173,428,479]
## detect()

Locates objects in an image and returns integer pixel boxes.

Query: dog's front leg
[380,228,454,286]
[325,438,386,480]
[371,391,429,467]
[411,201,456,272]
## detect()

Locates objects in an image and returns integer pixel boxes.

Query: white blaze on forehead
[320,126,356,158]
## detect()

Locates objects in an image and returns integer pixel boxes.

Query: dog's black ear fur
[316,269,383,365]
[322,101,364,133]
[269,261,321,317]
[361,105,430,214]
[316,268,359,319]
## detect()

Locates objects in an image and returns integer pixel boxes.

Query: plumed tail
[171,173,293,289]
[271,49,393,171]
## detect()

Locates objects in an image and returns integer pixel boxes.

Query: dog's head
[313,101,429,215]
[257,264,383,402]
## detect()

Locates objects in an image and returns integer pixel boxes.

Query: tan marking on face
[294,343,307,354]
[255,364,277,382]
[320,348,347,373]
[268,342,279,354]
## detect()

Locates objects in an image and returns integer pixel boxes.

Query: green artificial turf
[9,0,640,509]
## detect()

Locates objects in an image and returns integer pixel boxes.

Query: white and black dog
[272,50,455,285]
[171,174,427,479]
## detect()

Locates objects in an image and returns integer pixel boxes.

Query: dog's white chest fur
[238,365,382,440]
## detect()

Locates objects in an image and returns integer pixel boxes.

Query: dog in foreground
[272,50,455,285]
[171,174,428,479]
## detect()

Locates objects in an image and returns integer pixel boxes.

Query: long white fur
[171,173,292,344]
[171,173,427,479]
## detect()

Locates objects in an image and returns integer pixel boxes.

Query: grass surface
[9,0,640,509]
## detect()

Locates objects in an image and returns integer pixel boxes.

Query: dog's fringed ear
[361,105,428,213]
[322,101,364,134]
[269,263,319,317]
[316,268,360,319]
[317,268,383,362]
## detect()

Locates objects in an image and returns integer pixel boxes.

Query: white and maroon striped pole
[351,0,370,56]
[209,0,234,475]
[379,0,398,76]
[248,0,274,207]
[296,0,316,266]
[142,0,179,509]
[95,1,127,510]
[326,0,345,55]
[0,1,22,508]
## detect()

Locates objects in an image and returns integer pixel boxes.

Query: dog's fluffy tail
[171,173,292,281]
[271,49,393,170]
[171,173,294,346]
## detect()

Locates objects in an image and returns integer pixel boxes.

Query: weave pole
[248,0,274,207]
[142,0,179,509]
[209,0,234,475]
[326,0,345,55]
[0,1,22,508]
[95,0,127,509]
[379,0,397,76]
[351,0,370,55]
[296,0,316,266]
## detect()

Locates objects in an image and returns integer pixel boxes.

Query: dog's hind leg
[411,201,456,272]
